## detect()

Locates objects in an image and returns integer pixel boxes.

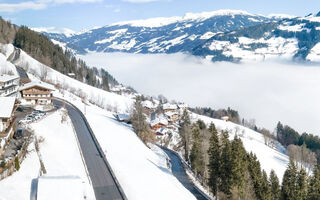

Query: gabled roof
[0,97,15,118]
[150,117,168,127]
[0,74,19,83]
[141,100,157,109]
[20,81,55,91]
[162,103,178,110]
[165,111,179,117]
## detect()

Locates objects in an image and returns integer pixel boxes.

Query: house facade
[0,75,20,97]
[20,81,55,106]
[0,97,17,142]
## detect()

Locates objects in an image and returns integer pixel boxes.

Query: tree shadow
[30,178,38,200]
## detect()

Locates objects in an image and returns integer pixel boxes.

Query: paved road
[15,66,29,79]
[162,148,211,200]
[53,100,125,200]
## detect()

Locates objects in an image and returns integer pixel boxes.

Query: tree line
[12,25,118,91]
[179,111,320,200]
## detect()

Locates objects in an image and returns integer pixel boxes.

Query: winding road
[15,66,126,200]
[161,148,211,200]
[53,100,126,200]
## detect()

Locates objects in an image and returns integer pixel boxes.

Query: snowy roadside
[0,109,95,200]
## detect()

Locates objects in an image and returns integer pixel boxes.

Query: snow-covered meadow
[0,110,95,200]
[80,52,320,135]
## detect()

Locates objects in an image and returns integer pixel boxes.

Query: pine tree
[282,160,298,200]
[190,125,205,177]
[308,164,320,200]
[269,170,281,200]
[14,157,20,171]
[131,97,155,145]
[219,130,233,197]
[261,170,272,200]
[179,110,191,162]
[247,152,265,199]
[297,169,308,200]
[230,136,248,198]
[207,123,220,197]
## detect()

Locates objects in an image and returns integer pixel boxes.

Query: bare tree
[40,66,48,81]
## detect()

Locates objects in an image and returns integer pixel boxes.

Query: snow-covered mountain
[40,10,271,54]
[193,13,320,62]
[39,10,320,63]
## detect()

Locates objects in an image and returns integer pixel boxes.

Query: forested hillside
[0,18,118,91]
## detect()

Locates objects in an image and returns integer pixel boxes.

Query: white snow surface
[0,110,95,200]
[56,92,197,200]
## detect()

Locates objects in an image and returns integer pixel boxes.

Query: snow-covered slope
[0,110,95,200]
[40,9,270,54]
[190,113,289,181]
[0,43,197,199]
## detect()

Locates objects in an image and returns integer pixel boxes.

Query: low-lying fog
[80,52,320,135]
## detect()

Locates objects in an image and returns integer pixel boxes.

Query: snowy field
[0,110,95,200]
[80,52,320,135]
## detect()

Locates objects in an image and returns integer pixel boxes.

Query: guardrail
[53,97,127,200]
[160,146,212,200]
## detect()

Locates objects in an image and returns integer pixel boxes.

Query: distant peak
[111,9,257,28]
[316,11,320,17]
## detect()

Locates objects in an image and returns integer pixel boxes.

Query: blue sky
[1,0,320,31]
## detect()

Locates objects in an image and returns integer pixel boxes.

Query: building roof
[155,127,170,135]
[114,113,130,121]
[0,97,15,118]
[150,117,168,127]
[0,74,19,83]
[20,81,55,91]
[141,100,157,109]
[37,175,84,200]
[165,111,179,117]
[162,103,178,110]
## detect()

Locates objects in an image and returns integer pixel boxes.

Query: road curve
[53,99,126,200]
[161,147,211,200]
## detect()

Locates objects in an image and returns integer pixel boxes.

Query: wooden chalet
[20,81,55,105]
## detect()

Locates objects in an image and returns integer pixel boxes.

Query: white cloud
[0,0,102,13]
[122,0,159,3]
[113,8,120,13]
[80,52,320,135]
[0,2,47,13]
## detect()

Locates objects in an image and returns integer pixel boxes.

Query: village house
[177,103,188,111]
[114,113,131,123]
[0,75,20,97]
[150,118,168,130]
[141,100,157,113]
[154,127,170,136]
[0,97,17,155]
[19,81,55,106]
[164,111,179,123]
[162,103,178,113]
[221,116,229,122]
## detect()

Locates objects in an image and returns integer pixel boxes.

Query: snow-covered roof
[165,111,179,117]
[0,97,15,118]
[114,113,130,121]
[162,103,178,110]
[150,117,168,127]
[37,176,84,200]
[19,81,55,91]
[178,103,188,109]
[0,74,19,83]
[141,100,156,109]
